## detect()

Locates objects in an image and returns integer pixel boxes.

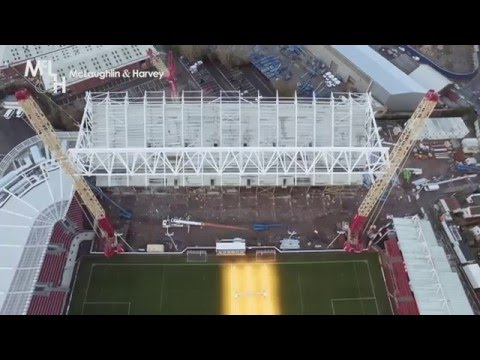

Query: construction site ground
[101,186,364,251]
[95,153,471,254]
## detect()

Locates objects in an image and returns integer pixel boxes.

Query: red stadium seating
[385,238,420,315]
[50,223,73,249]
[385,239,401,258]
[27,291,66,315]
[38,253,67,287]
[67,196,85,231]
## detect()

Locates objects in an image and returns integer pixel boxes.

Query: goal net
[187,250,208,262]
[255,249,276,262]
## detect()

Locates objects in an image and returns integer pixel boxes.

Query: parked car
[4,109,15,120]
[15,108,24,117]
[412,56,420,61]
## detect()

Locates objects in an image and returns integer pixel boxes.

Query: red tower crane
[147,48,178,101]
[167,50,179,100]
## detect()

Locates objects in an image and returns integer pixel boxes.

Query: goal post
[255,249,276,262]
[187,249,208,262]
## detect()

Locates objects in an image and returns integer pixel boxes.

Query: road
[0,110,35,157]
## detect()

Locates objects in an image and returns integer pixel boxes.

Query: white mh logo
[24,60,67,94]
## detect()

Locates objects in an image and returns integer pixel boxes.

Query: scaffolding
[71,90,389,187]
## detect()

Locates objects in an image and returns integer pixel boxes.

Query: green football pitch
[68,252,392,315]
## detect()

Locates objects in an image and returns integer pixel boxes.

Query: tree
[178,45,208,61]
[214,45,253,68]
[274,79,296,97]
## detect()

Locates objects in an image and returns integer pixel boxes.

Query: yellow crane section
[15,89,121,257]
[348,90,439,249]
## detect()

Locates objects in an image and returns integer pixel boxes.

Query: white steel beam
[72,90,388,187]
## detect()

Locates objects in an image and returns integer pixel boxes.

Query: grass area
[68,252,392,315]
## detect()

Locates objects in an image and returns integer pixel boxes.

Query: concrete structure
[0,45,155,94]
[70,90,389,188]
[393,216,473,315]
[409,64,453,93]
[304,45,427,111]
[0,133,77,315]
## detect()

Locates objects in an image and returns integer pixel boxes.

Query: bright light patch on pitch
[221,259,280,315]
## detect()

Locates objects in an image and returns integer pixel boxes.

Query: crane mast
[348,90,439,248]
[15,89,122,257]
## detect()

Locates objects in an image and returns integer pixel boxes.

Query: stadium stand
[67,197,85,231]
[50,223,73,250]
[384,238,420,315]
[27,291,67,315]
[38,253,68,287]
[28,194,86,314]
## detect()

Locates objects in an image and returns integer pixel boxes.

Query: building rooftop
[38,45,153,90]
[0,45,156,91]
[393,216,473,315]
[409,64,452,93]
[0,45,67,68]
[332,45,427,96]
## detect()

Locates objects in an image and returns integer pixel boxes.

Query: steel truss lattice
[71,91,389,187]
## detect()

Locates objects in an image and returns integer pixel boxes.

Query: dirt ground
[99,158,449,254]
[100,186,370,252]
[413,45,475,73]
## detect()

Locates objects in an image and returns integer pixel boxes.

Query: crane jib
[348,90,439,245]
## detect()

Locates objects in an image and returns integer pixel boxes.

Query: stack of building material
[462,138,480,154]
[426,140,453,159]
[420,117,469,140]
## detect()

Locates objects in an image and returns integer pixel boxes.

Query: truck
[423,184,440,192]
[455,163,480,173]
[403,168,423,175]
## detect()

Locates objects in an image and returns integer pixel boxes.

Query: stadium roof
[393,217,473,315]
[409,64,452,93]
[0,134,76,314]
[332,45,427,95]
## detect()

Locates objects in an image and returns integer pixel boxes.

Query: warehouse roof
[0,45,155,92]
[409,64,452,93]
[0,45,67,68]
[37,45,153,90]
[393,217,473,315]
[332,45,427,95]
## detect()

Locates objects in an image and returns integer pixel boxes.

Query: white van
[424,184,440,192]
[4,109,15,119]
